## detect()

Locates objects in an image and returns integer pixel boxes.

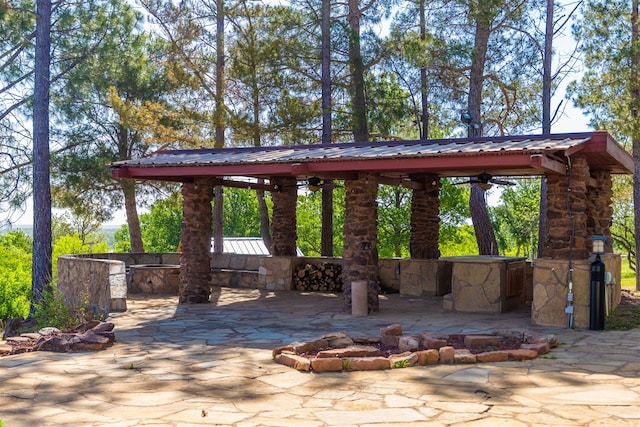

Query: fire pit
[127,264,180,294]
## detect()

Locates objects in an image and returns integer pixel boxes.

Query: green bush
[0,232,32,321]
[31,287,87,331]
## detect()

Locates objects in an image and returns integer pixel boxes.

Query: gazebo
[110,131,634,328]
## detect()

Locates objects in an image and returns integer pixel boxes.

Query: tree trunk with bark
[122,180,144,252]
[31,0,53,313]
[467,7,499,255]
[419,0,429,139]
[348,0,368,142]
[632,0,640,290]
[538,0,554,257]
[212,0,226,254]
[321,0,334,256]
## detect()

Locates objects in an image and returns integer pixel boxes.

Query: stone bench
[211,268,259,289]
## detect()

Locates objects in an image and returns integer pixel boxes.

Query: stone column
[586,170,614,252]
[410,174,441,259]
[179,178,214,303]
[271,176,298,256]
[541,155,590,259]
[342,173,379,312]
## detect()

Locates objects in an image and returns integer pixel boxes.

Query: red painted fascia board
[111,152,537,180]
[563,131,633,173]
[301,153,536,174]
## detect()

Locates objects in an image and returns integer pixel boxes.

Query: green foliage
[140,192,183,252]
[366,73,415,140]
[569,0,635,141]
[113,226,132,253]
[222,188,263,237]
[296,186,345,257]
[0,231,32,321]
[52,234,110,279]
[620,261,636,288]
[377,186,411,258]
[114,192,183,252]
[439,224,479,257]
[493,179,540,258]
[31,287,87,331]
[611,175,635,271]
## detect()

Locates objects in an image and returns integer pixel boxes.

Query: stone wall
[531,254,621,328]
[57,256,127,318]
[69,252,180,266]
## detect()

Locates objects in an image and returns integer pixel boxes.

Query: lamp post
[589,235,606,330]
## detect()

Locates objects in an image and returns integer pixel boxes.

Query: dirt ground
[607,288,640,330]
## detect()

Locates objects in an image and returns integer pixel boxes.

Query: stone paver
[0,288,639,426]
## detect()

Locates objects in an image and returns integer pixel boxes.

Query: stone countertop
[439,256,528,263]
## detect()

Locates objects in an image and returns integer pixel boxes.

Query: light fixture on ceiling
[308,177,322,192]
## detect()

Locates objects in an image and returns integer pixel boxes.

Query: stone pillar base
[532,255,621,328]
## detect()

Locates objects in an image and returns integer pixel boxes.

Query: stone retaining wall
[58,252,621,329]
[57,256,127,318]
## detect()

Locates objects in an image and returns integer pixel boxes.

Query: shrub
[0,232,31,321]
[31,286,90,331]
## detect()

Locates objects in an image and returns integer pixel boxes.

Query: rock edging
[273,323,556,373]
[0,320,116,356]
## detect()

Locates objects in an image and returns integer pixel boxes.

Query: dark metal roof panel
[116,136,590,168]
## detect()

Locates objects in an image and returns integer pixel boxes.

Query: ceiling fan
[454,172,516,191]
[296,177,338,192]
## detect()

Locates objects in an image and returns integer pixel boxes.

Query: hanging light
[308,177,322,192]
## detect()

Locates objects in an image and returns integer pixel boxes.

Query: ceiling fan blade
[490,178,516,186]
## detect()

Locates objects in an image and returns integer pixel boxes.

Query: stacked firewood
[293,262,343,292]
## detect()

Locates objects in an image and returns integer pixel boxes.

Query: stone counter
[442,256,529,313]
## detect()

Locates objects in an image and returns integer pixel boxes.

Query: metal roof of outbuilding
[110,131,633,186]
[221,237,304,256]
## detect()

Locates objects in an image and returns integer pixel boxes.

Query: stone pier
[410,174,441,259]
[179,178,214,303]
[533,156,620,327]
[342,173,379,313]
[271,176,298,256]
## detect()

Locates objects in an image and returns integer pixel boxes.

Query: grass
[607,262,640,330]
[620,261,636,289]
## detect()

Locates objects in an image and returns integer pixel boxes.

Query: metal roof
[110,131,633,186]
[221,237,304,256]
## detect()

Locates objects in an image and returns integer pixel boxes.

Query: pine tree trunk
[538,0,554,258]
[467,7,498,256]
[419,0,429,139]
[31,0,53,312]
[212,0,225,254]
[631,0,640,290]
[122,181,144,252]
[256,183,272,252]
[321,0,334,256]
[348,0,368,142]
